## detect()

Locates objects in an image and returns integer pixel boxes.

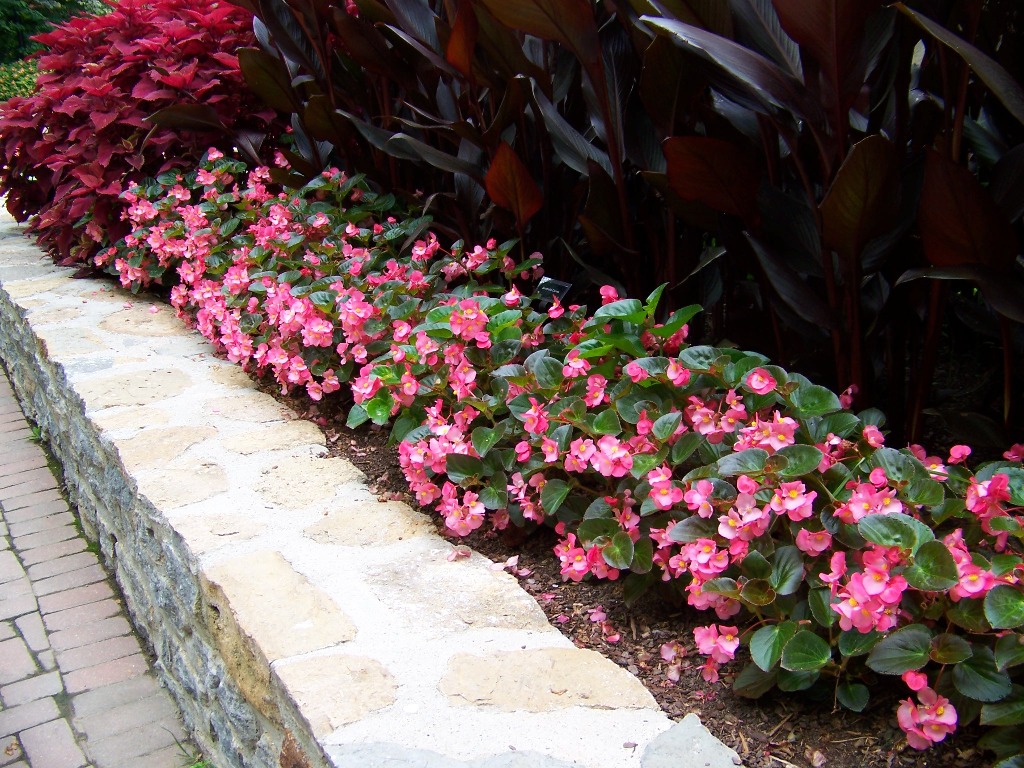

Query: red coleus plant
[0,0,281,265]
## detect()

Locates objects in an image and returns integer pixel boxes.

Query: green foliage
[0,59,36,101]
[0,0,107,63]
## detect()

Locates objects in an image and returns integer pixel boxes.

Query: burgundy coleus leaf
[918,149,1017,269]
[663,136,761,224]
[485,142,544,228]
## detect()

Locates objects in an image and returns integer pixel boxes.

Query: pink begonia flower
[947,444,972,464]
[599,285,619,304]
[769,481,817,521]
[666,359,691,387]
[590,435,633,478]
[547,298,564,319]
[898,687,957,750]
[624,360,649,383]
[745,367,777,395]
[862,424,885,447]
[502,286,524,307]
[795,528,832,556]
[660,641,686,663]
[683,479,715,518]
[562,349,590,378]
[1004,443,1024,462]
[839,384,858,409]
[522,398,549,434]
[902,671,928,692]
[584,374,608,407]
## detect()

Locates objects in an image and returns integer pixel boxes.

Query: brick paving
[0,372,199,768]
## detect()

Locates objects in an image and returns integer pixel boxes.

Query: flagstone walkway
[0,371,198,768]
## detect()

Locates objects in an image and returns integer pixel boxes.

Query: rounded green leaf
[930,633,974,665]
[866,624,932,674]
[702,577,740,598]
[982,685,1024,727]
[780,630,832,672]
[787,383,842,416]
[631,537,654,574]
[773,444,825,477]
[987,585,1024,630]
[577,518,620,546]
[668,516,717,543]
[857,512,934,553]
[808,588,837,629]
[954,646,1013,703]
[445,454,483,484]
[996,634,1024,672]
[740,550,772,580]
[716,448,769,477]
[471,424,505,457]
[591,408,622,436]
[777,669,818,692]
[365,393,394,425]
[949,597,993,633]
[839,629,882,658]
[836,682,870,712]
[531,356,564,389]
[589,298,645,324]
[652,411,683,441]
[732,662,778,699]
[602,531,635,570]
[904,539,959,591]
[740,578,776,606]
[750,621,798,672]
[541,479,571,516]
[769,545,804,595]
[479,485,508,510]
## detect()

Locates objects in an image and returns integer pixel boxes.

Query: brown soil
[272,390,985,768]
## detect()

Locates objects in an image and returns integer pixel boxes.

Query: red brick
[63,653,147,695]
[27,552,98,581]
[0,456,48,477]
[41,598,119,632]
[13,525,78,552]
[0,576,31,601]
[37,581,113,615]
[70,674,163,718]
[0,467,52,492]
[13,612,46,653]
[0,594,37,622]
[81,718,182,765]
[4,500,68,525]
[75,692,177,741]
[19,538,86,568]
[1,670,62,707]
[0,638,37,684]
[8,511,74,538]
[32,564,106,598]
[3,489,65,513]
[0,696,58,738]
[50,616,131,652]
[0,552,23,585]
[20,718,87,768]
[57,634,141,673]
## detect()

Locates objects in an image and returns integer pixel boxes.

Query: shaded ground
[278,392,985,768]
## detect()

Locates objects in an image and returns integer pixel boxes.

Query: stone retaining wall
[0,210,740,768]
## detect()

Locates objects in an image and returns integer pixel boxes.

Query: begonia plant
[103,151,1024,767]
